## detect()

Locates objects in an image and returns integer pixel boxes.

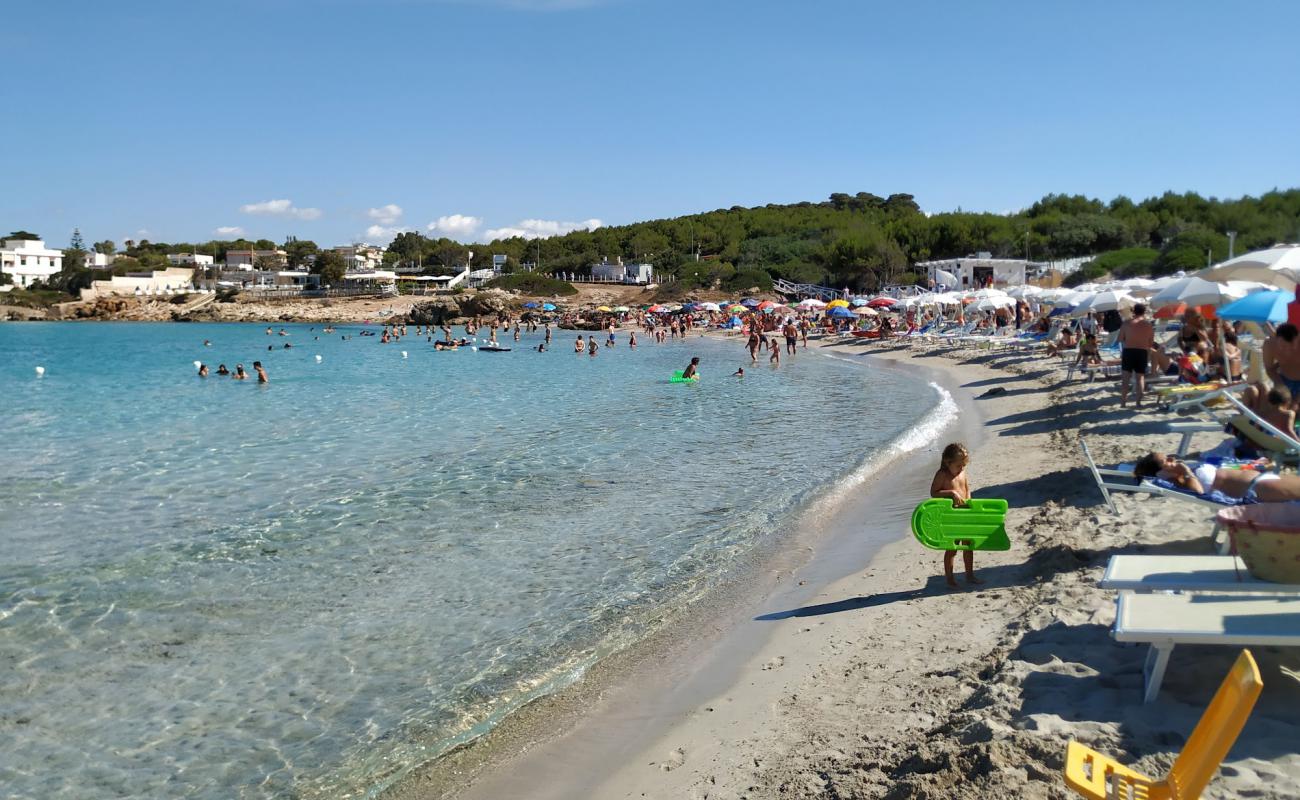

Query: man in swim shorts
[1118,303,1154,407]
[682,357,700,379]
[1265,323,1300,399]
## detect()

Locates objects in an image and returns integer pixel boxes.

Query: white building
[915,253,1044,291]
[79,267,199,300]
[225,249,287,270]
[168,253,215,267]
[1,237,64,288]
[335,244,386,272]
[591,256,654,284]
[86,252,114,269]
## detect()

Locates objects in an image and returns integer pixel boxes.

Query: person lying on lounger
[1134,452,1300,502]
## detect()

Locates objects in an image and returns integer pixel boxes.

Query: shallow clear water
[0,321,941,798]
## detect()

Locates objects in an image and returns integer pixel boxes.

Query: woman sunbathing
[1134,452,1300,502]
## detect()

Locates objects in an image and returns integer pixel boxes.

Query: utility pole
[1227,231,1237,260]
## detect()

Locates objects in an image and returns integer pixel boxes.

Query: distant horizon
[5,0,1298,249]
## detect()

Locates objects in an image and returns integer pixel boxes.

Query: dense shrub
[485,273,578,296]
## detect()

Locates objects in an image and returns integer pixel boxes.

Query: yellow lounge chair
[1063,648,1262,800]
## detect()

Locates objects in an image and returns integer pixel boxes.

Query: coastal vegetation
[9,189,1300,301]
[484,272,578,296]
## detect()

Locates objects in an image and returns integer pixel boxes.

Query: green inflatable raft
[910,498,1010,551]
[669,370,698,383]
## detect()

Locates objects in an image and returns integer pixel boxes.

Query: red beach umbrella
[867,297,897,308]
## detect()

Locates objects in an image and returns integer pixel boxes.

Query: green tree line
[11,188,1300,297]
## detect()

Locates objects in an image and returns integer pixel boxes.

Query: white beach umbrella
[972,296,1014,312]
[1005,285,1042,299]
[1148,276,1247,309]
[1196,244,1300,290]
[797,298,827,309]
[853,306,879,316]
[966,288,1010,300]
[698,301,721,311]
[1072,289,1135,316]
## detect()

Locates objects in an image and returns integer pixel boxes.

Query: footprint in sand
[660,747,686,771]
[761,656,785,671]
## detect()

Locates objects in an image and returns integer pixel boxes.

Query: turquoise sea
[0,322,949,799]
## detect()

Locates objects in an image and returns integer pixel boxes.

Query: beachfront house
[225,249,288,270]
[335,244,386,273]
[591,257,654,284]
[0,237,64,287]
[168,253,215,268]
[86,251,114,269]
[915,253,1043,291]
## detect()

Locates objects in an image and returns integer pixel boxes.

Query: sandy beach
[391,332,1300,800]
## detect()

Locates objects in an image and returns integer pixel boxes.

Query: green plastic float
[669,370,698,383]
[910,498,1010,551]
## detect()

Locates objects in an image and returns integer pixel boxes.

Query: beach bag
[1216,504,1300,583]
[1102,309,1123,333]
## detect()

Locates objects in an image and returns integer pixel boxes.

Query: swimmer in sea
[588,337,598,356]
[233,364,248,380]
[216,364,230,375]
[203,339,211,347]
[198,363,209,377]
[732,367,744,377]
[253,361,268,383]
[629,331,637,348]
[682,357,700,380]
[575,335,585,353]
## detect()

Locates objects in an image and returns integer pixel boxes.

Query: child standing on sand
[930,443,982,589]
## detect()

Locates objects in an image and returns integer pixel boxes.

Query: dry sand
[412,334,1300,800]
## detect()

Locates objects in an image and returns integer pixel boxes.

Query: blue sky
[4,0,1298,248]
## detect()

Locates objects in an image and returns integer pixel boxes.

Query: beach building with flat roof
[591,257,654,284]
[1,237,64,287]
[915,253,1045,291]
[168,253,215,267]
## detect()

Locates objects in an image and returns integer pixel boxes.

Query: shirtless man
[253,361,268,384]
[783,320,798,355]
[1264,324,1300,398]
[1118,303,1155,407]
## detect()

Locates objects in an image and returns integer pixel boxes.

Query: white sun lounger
[1101,554,1300,594]
[1115,592,1300,702]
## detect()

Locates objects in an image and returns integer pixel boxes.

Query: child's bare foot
[966,574,984,585]
[946,578,960,589]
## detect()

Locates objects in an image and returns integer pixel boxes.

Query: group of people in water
[197,361,267,383]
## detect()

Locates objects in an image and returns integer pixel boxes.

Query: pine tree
[70,228,85,252]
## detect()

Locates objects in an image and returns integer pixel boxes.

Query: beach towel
[1147,477,1254,506]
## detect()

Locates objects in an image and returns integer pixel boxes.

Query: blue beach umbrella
[1048,306,1074,318]
[741,298,761,307]
[1216,289,1291,323]
[851,297,869,307]
[828,306,856,319]
[523,301,538,308]
[542,303,557,311]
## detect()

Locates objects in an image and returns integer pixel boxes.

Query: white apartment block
[1,237,64,287]
[335,244,386,272]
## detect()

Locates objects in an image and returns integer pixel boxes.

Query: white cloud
[426,214,483,238]
[483,218,603,241]
[364,224,412,243]
[367,204,404,225]
[215,226,245,236]
[240,199,323,221]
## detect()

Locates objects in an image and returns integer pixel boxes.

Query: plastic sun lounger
[1063,649,1262,798]
[910,498,1011,551]
[1100,554,1300,594]
[1114,593,1299,703]
[1080,438,1237,551]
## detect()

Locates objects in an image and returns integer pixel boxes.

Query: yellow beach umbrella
[827,299,850,309]
[596,305,612,312]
